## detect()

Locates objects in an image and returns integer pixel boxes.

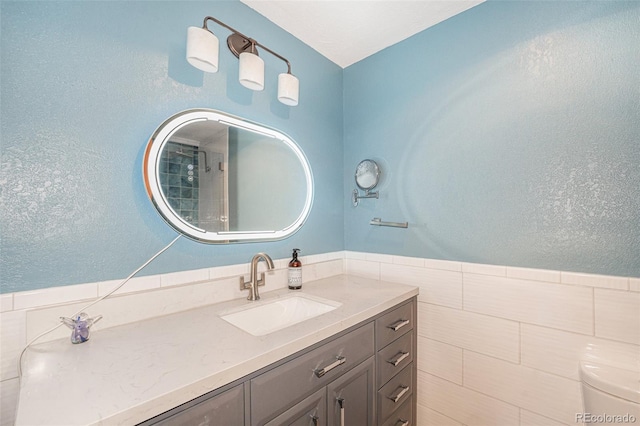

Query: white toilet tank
[579,344,640,425]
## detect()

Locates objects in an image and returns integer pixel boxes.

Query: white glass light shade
[238,52,265,91]
[278,73,299,106]
[186,26,219,73]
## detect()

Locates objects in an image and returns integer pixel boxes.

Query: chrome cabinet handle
[387,351,409,367]
[387,319,410,331]
[314,356,346,378]
[388,385,409,403]
[395,419,410,426]
[338,398,345,426]
[310,414,319,426]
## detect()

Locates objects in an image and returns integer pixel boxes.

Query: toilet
[579,344,640,425]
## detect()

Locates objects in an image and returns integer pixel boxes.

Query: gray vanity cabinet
[141,298,417,426]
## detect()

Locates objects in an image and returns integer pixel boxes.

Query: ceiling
[240,0,485,68]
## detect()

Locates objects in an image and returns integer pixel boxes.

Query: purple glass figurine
[60,313,102,344]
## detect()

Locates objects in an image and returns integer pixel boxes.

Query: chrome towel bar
[370,218,408,228]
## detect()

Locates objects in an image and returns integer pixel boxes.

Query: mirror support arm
[352,189,379,207]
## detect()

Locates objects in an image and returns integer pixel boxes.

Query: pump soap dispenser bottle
[288,248,302,290]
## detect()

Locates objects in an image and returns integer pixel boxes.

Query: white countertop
[16,275,418,425]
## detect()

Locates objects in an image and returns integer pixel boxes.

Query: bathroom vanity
[16,275,418,425]
[143,295,415,426]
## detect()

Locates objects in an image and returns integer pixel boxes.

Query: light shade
[186,26,219,73]
[238,52,265,91]
[278,73,299,106]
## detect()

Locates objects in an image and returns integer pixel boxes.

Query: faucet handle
[239,276,251,290]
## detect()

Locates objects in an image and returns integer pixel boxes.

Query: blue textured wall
[3,1,639,294]
[344,1,640,276]
[0,1,344,293]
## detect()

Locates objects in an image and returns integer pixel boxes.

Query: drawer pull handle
[315,356,346,378]
[310,415,319,426]
[387,351,410,367]
[387,319,410,331]
[388,385,410,403]
[395,419,410,426]
[338,398,345,426]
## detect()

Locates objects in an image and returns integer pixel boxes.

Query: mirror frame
[354,159,380,191]
[143,109,314,243]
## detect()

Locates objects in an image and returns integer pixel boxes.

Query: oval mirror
[143,109,313,243]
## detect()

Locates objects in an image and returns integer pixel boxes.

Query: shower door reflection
[159,130,229,232]
[198,151,228,232]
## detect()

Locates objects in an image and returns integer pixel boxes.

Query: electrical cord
[17,234,182,377]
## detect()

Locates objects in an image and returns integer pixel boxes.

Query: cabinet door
[327,357,375,426]
[148,383,245,426]
[264,388,326,426]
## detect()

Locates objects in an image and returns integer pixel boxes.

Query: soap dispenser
[288,248,302,290]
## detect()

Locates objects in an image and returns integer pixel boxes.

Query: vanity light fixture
[187,15,299,106]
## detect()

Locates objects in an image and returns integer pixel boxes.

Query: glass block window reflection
[159,142,199,225]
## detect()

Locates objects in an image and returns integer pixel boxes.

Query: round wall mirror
[143,109,314,243]
[352,159,381,207]
[355,159,380,190]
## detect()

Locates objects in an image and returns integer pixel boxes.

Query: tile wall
[344,252,640,426]
[2,251,638,425]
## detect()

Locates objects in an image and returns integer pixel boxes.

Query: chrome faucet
[240,253,275,301]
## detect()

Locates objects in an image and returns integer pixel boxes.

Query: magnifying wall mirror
[144,109,313,243]
[352,159,380,206]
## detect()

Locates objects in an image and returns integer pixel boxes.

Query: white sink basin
[220,294,341,336]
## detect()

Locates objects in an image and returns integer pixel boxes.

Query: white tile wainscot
[346,252,640,426]
[2,251,639,426]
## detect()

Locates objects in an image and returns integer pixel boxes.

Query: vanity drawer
[380,398,413,426]
[251,323,375,423]
[376,301,414,350]
[377,331,414,388]
[377,363,413,423]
